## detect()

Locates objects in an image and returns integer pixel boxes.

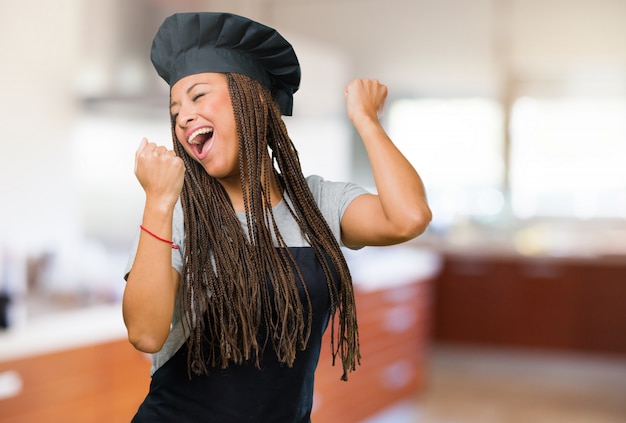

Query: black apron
[131,248,335,423]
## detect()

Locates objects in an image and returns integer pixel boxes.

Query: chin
[204,165,235,180]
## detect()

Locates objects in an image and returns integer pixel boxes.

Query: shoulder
[305,174,325,195]
[306,174,367,199]
[305,174,369,217]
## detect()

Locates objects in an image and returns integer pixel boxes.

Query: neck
[224,171,283,212]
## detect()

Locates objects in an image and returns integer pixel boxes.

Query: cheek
[174,126,184,143]
[174,129,189,150]
[174,134,194,159]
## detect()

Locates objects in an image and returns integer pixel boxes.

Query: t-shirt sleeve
[305,174,369,249]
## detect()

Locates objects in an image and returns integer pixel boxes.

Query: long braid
[173,72,360,380]
[264,87,361,379]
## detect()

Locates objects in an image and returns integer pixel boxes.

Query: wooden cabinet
[432,253,626,355]
[312,279,432,422]
[0,340,150,423]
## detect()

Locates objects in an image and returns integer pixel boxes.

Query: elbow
[125,324,167,354]
[416,206,433,235]
[128,332,166,354]
[397,206,432,242]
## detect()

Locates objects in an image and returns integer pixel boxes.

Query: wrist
[353,115,385,140]
[144,195,178,215]
[350,108,379,127]
[140,225,179,250]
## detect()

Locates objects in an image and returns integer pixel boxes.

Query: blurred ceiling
[73,0,626,104]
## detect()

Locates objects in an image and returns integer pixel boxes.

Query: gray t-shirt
[125,175,367,375]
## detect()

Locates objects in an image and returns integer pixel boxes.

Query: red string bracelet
[140,225,179,250]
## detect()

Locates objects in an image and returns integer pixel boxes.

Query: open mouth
[187,127,214,156]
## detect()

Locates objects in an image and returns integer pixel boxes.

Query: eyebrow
[169,82,209,110]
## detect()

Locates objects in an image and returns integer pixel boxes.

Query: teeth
[188,127,213,145]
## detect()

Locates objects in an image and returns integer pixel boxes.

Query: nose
[176,106,197,128]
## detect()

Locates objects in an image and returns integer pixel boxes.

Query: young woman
[123,12,431,422]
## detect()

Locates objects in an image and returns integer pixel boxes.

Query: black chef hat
[150,12,300,116]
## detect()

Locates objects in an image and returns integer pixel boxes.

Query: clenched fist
[134,138,185,210]
[344,78,388,125]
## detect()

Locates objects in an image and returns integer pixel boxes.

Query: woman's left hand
[344,78,388,125]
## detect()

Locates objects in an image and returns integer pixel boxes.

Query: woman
[123,12,431,422]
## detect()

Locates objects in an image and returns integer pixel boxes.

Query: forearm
[122,199,179,353]
[356,116,432,235]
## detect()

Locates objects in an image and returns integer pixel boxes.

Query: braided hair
[172,73,360,380]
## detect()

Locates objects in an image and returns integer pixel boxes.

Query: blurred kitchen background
[1,0,625,422]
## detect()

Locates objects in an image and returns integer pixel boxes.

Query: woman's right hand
[134,138,185,209]
[125,138,184,353]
